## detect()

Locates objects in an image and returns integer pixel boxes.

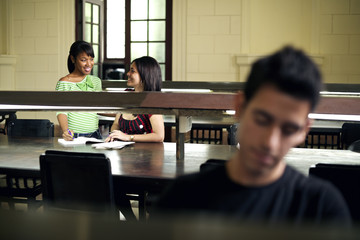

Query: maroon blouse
[118,114,153,135]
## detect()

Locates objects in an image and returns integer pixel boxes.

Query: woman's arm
[104,113,121,142]
[110,113,121,132]
[107,114,164,142]
[57,113,73,141]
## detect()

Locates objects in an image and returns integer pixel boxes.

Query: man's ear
[234,91,246,119]
[304,118,313,136]
[293,118,313,147]
[299,117,313,143]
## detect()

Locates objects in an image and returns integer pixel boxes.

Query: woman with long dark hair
[106,56,164,143]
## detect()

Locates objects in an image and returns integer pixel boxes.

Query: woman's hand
[105,130,130,142]
[62,129,74,141]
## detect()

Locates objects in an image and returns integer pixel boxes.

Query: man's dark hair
[132,56,162,91]
[244,46,322,111]
[67,40,95,73]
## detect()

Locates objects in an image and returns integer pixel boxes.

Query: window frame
[76,0,104,78]
[76,0,172,80]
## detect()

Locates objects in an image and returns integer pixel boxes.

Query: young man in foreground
[154,46,351,226]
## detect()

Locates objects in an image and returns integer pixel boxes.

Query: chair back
[348,140,360,153]
[40,150,116,216]
[0,168,42,210]
[7,119,54,137]
[200,159,227,172]
[309,163,360,222]
[190,126,223,144]
[0,111,16,135]
[341,123,360,149]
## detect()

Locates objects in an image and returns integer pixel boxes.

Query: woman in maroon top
[105,56,164,222]
[106,56,164,143]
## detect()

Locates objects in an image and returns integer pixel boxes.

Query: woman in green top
[56,41,102,140]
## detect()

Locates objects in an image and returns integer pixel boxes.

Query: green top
[55,75,102,134]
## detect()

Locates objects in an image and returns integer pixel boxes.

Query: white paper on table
[91,141,134,150]
[58,137,104,147]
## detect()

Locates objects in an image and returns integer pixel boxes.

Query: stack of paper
[91,141,134,150]
[58,137,104,147]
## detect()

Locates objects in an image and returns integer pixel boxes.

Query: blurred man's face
[236,85,311,176]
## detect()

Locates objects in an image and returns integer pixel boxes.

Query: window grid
[78,0,172,80]
[130,0,167,80]
[84,2,101,77]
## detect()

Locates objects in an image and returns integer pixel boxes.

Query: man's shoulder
[285,165,321,182]
[284,165,345,200]
[176,164,227,184]
[153,164,228,212]
[162,164,228,198]
[285,165,332,188]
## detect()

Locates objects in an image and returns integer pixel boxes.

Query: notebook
[58,137,104,147]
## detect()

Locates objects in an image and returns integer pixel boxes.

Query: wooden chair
[304,128,341,149]
[0,118,53,210]
[0,168,42,211]
[190,126,223,144]
[341,123,360,149]
[40,150,117,217]
[6,119,54,137]
[0,111,16,135]
[200,159,227,172]
[348,140,360,153]
[309,163,360,223]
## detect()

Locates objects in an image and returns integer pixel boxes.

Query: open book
[58,137,134,149]
[91,141,134,150]
[58,137,104,147]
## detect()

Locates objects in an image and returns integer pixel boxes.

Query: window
[106,0,125,59]
[77,0,103,78]
[77,0,172,81]
[129,0,168,81]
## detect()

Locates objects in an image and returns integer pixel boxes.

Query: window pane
[131,21,148,41]
[107,38,125,59]
[93,4,99,24]
[93,25,99,44]
[85,23,91,42]
[149,21,165,41]
[149,42,165,62]
[131,0,148,20]
[93,44,99,63]
[159,63,165,81]
[149,0,165,19]
[131,43,148,61]
[107,0,125,58]
[85,3,92,22]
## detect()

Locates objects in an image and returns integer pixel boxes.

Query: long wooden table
[1,135,359,220]
[0,136,237,219]
[1,135,359,186]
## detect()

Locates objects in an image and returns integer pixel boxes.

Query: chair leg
[138,192,147,222]
[115,194,137,222]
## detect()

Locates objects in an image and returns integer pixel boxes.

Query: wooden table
[1,136,359,187]
[0,136,236,195]
[1,135,359,219]
[0,135,236,219]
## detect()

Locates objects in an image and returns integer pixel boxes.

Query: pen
[67,129,74,139]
